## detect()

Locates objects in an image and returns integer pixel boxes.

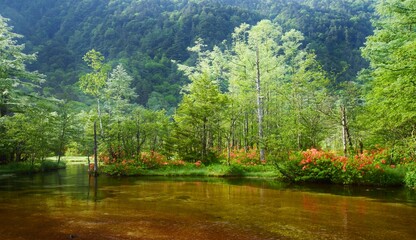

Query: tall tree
[103,64,136,161]
[174,71,227,162]
[104,64,136,117]
[361,0,416,150]
[227,20,330,157]
[79,49,110,174]
[0,15,45,163]
[229,20,283,161]
[0,15,44,116]
[174,39,229,162]
[80,49,110,135]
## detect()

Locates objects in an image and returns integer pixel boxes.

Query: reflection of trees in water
[88,175,99,203]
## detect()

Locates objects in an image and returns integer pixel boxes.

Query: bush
[221,147,264,166]
[405,171,416,189]
[40,160,66,171]
[276,148,407,186]
[140,151,167,169]
[405,164,416,189]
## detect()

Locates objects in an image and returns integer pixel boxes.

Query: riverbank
[98,147,416,189]
[1,164,415,240]
[0,160,66,174]
[101,163,281,178]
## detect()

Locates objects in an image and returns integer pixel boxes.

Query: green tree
[103,64,137,161]
[4,100,57,165]
[79,49,110,174]
[80,49,110,135]
[361,0,416,152]
[0,16,44,117]
[132,107,171,157]
[176,20,332,162]
[174,71,227,162]
[229,20,283,161]
[0,15,45,163]
[53,100,82,164]
[227,20,330,158]
[104,64,136,117]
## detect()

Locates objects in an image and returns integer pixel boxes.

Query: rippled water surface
[0,165,415,239]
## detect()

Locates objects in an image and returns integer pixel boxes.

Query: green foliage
[0,0,374,108]
[3,101,61,163]
[405,167,416,189]
[79,49,109,97]
[361,0,416,150]
[0,19,74,164]
[104,64,136,113]
[174,68,227,163]
[8,1,416,189]
[0,160,66,174]
[0,15,44,119]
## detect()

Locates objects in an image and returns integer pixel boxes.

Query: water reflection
[0,165,415,240]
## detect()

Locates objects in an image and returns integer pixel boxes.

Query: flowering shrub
[277,148,407,186]
[141,151,167,169]
[222,147,264,166]
[170,159,187,166]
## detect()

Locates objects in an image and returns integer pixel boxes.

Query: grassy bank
[101,163,281,178]
[99,148,416,189]
[0,160,66,174]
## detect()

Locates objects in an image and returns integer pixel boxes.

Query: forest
[0,0,415,187]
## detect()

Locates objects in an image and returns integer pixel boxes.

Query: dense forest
[0,0,374,110]
[1,0,415,186]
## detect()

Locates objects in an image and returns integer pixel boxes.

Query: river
[0,165,415,239]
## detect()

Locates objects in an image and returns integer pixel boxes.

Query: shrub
[222,147,265,166]
[40,160,66,171]
[277,148,407,186]
[405,171,416,189]
[140,151,167,169]
[405,164,416,189]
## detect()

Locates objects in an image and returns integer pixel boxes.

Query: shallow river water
[0,165,415,240]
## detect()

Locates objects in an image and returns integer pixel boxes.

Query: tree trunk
[201,117,207,162]
[255,47,265,161]
[97,98,104,137]
[93,121,99,176]
[244,112,249,151]
[341,105,353,156]
[57,124,66,165]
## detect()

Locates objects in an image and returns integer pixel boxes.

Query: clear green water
[0,165,415,239]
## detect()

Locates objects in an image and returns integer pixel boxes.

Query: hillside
[0,0,374,110]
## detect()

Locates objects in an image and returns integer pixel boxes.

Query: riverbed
[0,165,415,239]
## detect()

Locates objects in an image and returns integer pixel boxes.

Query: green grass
[101,163,282,178]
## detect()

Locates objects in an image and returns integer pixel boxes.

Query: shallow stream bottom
[0,165,415,239]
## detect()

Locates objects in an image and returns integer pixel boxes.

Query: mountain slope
[0,0,374,110]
